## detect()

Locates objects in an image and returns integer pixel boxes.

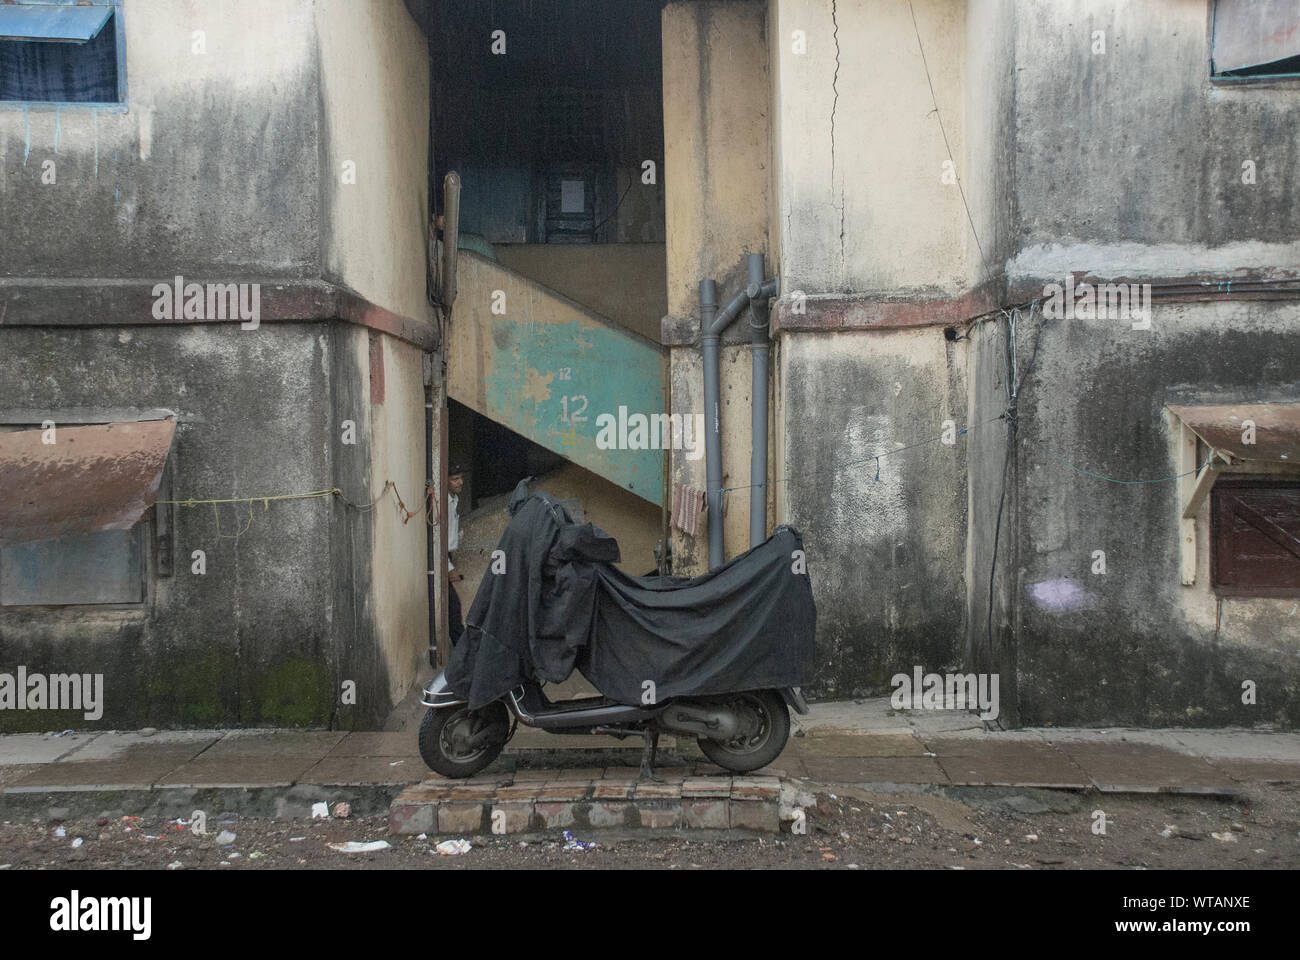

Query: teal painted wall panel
[481,313,665,506]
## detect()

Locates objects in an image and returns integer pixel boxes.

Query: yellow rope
[157,489,340,507]
[157,483,426,540]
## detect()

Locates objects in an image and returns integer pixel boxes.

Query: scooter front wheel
[418,702,510,778]
[696,690,791,773]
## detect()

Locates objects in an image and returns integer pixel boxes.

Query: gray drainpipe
[746,253,778,548]
[699,256,780,569]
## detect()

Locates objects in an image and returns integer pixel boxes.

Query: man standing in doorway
[446,464,466,648]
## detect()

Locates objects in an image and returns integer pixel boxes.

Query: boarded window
[1211,479,1300,595]
[0,525,145,606]
[0,3,123,103]
[1211,0,1300,78]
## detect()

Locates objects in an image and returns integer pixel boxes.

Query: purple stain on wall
[1026,578,1094,613]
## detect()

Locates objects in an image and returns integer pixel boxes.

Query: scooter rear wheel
[696,690,790,773]
[418,702,510,778]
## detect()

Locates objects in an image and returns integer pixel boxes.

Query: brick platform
[389,772,781,836]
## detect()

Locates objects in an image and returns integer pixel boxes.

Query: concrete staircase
[448,251,667,506]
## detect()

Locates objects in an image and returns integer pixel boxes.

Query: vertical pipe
[437,394,450,665]
[441,172,461,309]
[701,278,724,569]
[424,368,437,666]
[747,254,769,548]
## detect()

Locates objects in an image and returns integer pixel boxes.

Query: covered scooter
[418,480,816,778]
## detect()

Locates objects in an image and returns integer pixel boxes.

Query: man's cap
[448,463,468,477]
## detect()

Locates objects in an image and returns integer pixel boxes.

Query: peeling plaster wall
[770,0,977,299]
[1010,299,1300,727]
[317,0,433,324]
[361,333,430,711]
[0,0,321,280]
[760,0,978,697]
[965,0,1018,278]
[1007,0,1300,289]
[0,324,362,729]
[992,1,1300,726]
[317,0,434,717]
[965,313,1017,719]
[662,0,772,575]
[662,1,771,323]
[668,341,767,575]
[705,0,1300,724]
[0,0,435,729]
[779,328,969,700]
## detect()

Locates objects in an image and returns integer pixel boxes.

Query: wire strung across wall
[156,480,437,542]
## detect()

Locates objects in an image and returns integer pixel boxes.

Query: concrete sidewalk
[3,699,1299,805]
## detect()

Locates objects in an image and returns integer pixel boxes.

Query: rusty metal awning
[0,420,176,545]
[1167,403,1300,464]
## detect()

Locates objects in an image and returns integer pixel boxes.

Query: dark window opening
[1211,478,1300,596]
[0,6,123,103]
[1216,53,1300,78]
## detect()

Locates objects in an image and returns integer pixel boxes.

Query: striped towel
[671,481,707,538]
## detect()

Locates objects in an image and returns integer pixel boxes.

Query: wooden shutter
[1212,480,1300,595]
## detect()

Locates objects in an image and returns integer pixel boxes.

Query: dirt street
[3,783,1296,870]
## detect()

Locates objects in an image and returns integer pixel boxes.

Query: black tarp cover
[445,481,816,710]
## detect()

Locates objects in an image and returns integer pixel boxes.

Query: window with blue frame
[0,1,125,104]
[1211,0,1300,79]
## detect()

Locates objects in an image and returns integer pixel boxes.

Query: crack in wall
[830,0,844,285]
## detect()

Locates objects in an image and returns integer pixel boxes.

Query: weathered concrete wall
[757,0,981,698]
[450,252,666,506]
[769,0,977,299]
[964,312,1017,721]
[493,244,667,343]
[1006,0,1300,287]
[0,0,321,281]
[659,0,1300,727]
[762,0,1300,725]
[778,328,969,699]
[317,0,434,323]
[0,324,371,729]
[662,1,770,323]
[0,0,436,729]
[662,0,772,574]
[982,0,1300,726]
[668,341,770,576]
[964,0,1018,277]
[327,323,385,730]
[359,333,431,711]
[316,0,434,715]
[1010,299,1300,728]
